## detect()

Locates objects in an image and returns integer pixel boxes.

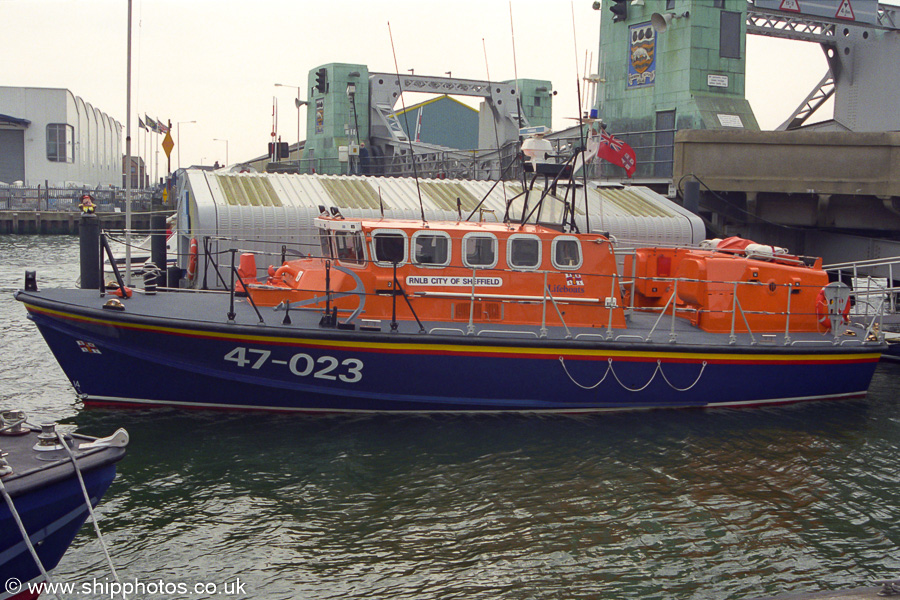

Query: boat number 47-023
[224,347,364,383]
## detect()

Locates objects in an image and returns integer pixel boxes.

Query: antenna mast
[388,21,426,223]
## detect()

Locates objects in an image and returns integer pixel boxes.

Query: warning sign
[836,0,855,19]
[753,0,876,25]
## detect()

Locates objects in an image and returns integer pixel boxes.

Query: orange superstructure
[245,217,627,330]
[625,238,829,333]
[244,219,838,336]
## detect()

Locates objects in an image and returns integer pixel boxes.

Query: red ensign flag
[597,129,637,177]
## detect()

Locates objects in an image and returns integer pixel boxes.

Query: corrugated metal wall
[180,170,704,286]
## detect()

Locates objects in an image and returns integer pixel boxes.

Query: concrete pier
[0,210,156,234]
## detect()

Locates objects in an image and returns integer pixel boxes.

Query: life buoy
[815,286,851,331]
[187,238,198,281]
[273,264,300,285]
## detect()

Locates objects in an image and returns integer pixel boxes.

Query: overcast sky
[2,0,829,171]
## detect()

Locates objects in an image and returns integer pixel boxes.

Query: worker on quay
[79,193,96,214]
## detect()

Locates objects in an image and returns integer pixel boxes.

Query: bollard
[150,214,167,288]
[79,213,101,290]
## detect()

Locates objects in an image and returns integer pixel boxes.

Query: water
[2,235,900,600]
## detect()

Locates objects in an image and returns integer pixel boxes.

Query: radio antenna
[572,1,590,234]
[388,21,426,224]
[483,38,509,219]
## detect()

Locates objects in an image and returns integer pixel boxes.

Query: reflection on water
[3,236,900,599]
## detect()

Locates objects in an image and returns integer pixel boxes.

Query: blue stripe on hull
[31,311,880,413]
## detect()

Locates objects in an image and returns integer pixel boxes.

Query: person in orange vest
[79,193,96,214]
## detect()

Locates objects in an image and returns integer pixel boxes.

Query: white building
[0,87,122,187]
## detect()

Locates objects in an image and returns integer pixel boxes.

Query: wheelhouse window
[333,230,366,266]
[462,233,498,269]
[319,231,333,259]
[371,230,407,265]
[46,124,74,163]
[551,237,582,270]
[412,231,451,267]
[507,235,541,270]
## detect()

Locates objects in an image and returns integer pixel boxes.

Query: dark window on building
[534,96,541,107]
[46,123,74,163]
[654,110,675,178]
[666,0,675,9]
[714,0,724,7]
[720,11,742,59]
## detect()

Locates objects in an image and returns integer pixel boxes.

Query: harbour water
[2,235,899,600]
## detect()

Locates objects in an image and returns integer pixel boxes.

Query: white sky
[1,0,829,170]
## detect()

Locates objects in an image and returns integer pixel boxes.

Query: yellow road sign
[162,131,174,157]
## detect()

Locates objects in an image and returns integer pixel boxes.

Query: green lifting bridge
[591,0,900,263]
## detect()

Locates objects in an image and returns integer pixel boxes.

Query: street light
[213,138,229,166]
[177,120,196,170]
[275,83,308,155]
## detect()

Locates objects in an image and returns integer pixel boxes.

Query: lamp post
[177,120,196,170]
[213,138,229,166]
[275,83,308,156]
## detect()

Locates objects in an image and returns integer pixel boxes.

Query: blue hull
[0,464,117,592]
[23,297,882,413]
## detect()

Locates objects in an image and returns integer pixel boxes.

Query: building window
[714,0,724,7]
[655,110,675,178]
[720,11,742,59]
[46,124,74,163]
[666,0,675,9]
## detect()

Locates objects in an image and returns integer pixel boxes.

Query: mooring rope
[58,433,124,595]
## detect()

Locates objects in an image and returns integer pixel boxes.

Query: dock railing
[0,185,156,213]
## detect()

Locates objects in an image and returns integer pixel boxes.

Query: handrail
[202,238,889,343]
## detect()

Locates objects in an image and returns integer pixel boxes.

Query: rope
[558,356,612,389]
[609,360,661,392]
[58,433,125,596]
[559,358,707,393]
[657,360,708,392]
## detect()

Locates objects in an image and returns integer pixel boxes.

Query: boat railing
[825,255,900,317]
[183,241,884,344]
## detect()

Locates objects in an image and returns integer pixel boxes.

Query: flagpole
[125,0,133,287]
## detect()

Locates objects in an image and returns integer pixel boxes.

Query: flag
[157,119,170,134]
[138,116,147,131]
[565,273,584,287]
[77,340,102,354]
[145,115,158,133]
[597,129,637,178]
